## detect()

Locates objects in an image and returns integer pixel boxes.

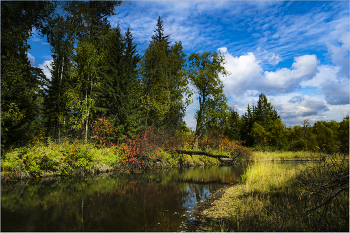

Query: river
[1,165,245,231]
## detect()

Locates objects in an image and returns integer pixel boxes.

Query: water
[1,165,244,231]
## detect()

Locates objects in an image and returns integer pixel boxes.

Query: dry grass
[252,150,332,160]
[195,159,349,232]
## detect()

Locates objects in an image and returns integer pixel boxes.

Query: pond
[1,165,245,231]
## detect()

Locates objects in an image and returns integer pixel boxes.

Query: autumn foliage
[182,130,252,160]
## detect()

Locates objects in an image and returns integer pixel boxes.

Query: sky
[28,0,350,129]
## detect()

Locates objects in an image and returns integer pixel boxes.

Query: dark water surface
[1,165,244,231]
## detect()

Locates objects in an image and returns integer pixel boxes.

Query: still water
[1,165,244,231]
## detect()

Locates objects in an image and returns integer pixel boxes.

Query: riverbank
[190,154,349,232]
[1,141,227,182]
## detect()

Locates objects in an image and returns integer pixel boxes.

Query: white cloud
[301,65,349,105]
[321,77,349,105]
[218,47,228,54]
[327,31,349,77]
[266,53,282,65]
[26,52,35,66]
[221,52,319,97]
[262,55,319,93]
[269,94,330,126]
[39,60,53,80]
[220,52,263,97]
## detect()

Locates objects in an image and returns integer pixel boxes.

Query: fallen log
[175,150,231,159]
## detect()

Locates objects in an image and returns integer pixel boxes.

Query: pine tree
[95,27,143,141]
[139,16,188,131]
[253,93,279,132]
[225,108,241,141]
[151,15,171,46]
[240,104,254,146]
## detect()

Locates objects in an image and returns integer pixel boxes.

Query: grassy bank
[1,140,224,182]
[251,150,332,160]
[194,154,349,232]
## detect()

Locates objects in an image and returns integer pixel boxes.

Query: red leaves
[91,117,116,147]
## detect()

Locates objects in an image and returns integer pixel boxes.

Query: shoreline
[1,159,225,183]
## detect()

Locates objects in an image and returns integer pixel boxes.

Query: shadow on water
[1,165,244,231]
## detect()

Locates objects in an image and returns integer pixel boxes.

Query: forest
[1,1,349,156]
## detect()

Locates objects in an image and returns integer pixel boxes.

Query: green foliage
[139,16,189,131]
[250,122,268,146]
[1,1,56,151]
[95,26,144,141]
[188,51,229,137]
[225,108,241,141]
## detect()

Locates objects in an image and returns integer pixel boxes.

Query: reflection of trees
[1,166,245,231]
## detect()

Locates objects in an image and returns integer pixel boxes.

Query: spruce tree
[151,15,171,46]
[225,108,241,141]
[95,27,143,141]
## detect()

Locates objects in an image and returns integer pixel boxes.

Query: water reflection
[1,165,244,231]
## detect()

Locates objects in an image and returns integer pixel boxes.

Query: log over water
[175,150,231,159]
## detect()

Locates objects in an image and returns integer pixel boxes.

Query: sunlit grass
[198,158,349,232]
[252,150,331,160]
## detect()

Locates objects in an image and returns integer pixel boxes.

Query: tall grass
[199,158,349,232]
[252,150,332,160]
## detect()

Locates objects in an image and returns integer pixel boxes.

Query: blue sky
[28,0,349,129]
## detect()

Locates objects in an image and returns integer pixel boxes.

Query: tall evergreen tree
[139,16,189,131]
[1,1,56,150]
[151,15,171,46]
[240,104,254,146]
[62,1,121,143]
[253,93,279,131]
[43,13,75,142]
[95,26,143,141]
[225,108,241,141]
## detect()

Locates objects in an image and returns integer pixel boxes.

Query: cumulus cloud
[39,60,53,80]
[218,47,228,54]
[321,77,349,105]
[221,52,319,97]
[262,55,319,93]
[301,65,349,105]
[288,95,304,104]
[26,52,35,66]
[269,94,330,126]
[220,52,263,97]
[327,31,349,77]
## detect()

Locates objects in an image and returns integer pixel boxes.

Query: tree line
[224,93,349,154]
[1,1,348,155]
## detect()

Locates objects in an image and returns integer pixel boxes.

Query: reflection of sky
[181,183,225,228]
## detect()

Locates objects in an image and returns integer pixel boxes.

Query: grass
[195,154,349,232]
[252,150,332,160]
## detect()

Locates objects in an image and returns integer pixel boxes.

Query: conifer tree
[1,1,55,150]
[139,16,189,131]
[151,15,171,46]
[95,27,143,141]
[225,108,241,141]
[240,104,254,146]
[43,13,75,142]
